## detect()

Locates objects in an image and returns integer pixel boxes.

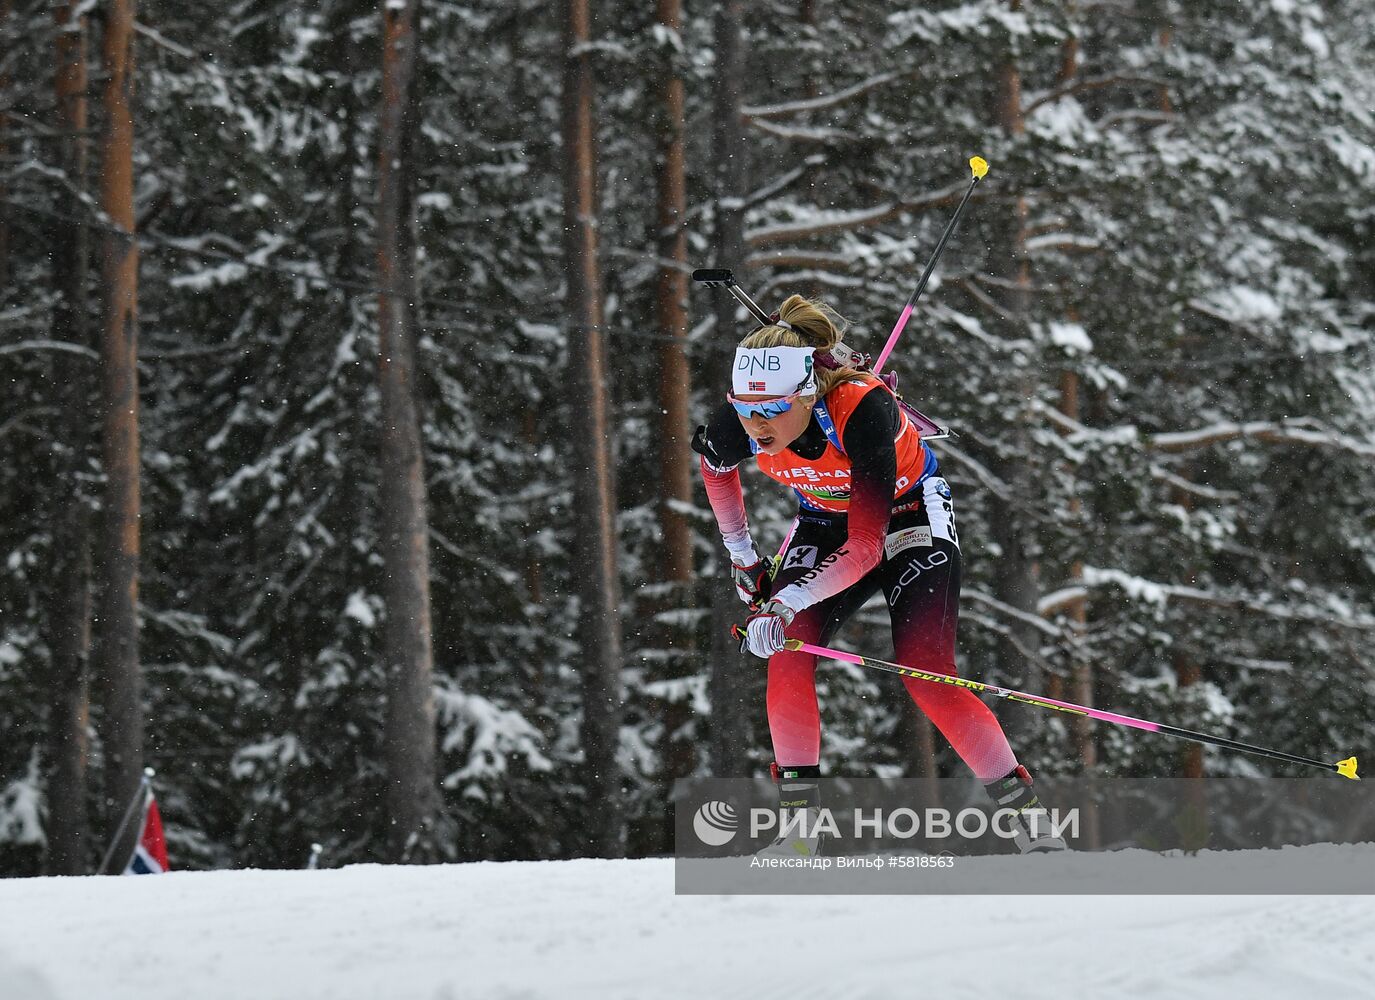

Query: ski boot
[984,764,1068,854]
[755,763,825,858]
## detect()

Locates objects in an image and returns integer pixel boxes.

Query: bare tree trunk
[562,0,625,857]
[93,0,143,867]
[708,585,752,777]
[707,0,754,778]
[986,1,1041,726]
[0,0,11,293]
[377,0,443,863]
[1057,367,1101,846]
[1153,20,1202,783]
[1169,464,1205,779]
[798,0,820,100]
[898,703,941,809]
[1173,649,1204,776]
[522,408,545,613]
[652,0,694,586]
[1056,371,1094,767]
[649,0,697,811]
[1157,27,1174,116]
[45,0,95,877]
[1058,5,1079,84]
[325,0,368,290]
[46,525,92,874]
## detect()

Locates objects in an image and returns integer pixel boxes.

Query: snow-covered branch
[952,277,1020,326]
[747,204,903,248]
[1022,73,1169,117]
[961,609,1066,681]
[931,441,1013,500]
[746,120,864,144]
[134,21,197,60]
[1185,298,1269,335]
[1078,567,1375,632]
[1024,233,1101,255]
[678,156,826,234]
[746,179,969,248]
[1149,467,1241,502]
[738,155,828,211]
[756,270,867,302]
[1038,586,1089,617]
[1097,108,1175,129]
[0,338,99,360]
[1036,401,1375,461]
[1148,420,1375,458]
[0,304,48,328]
[964,589,1065,638]
[0,407,60,443]
[745,250,854,271]
[1037,402,1086,436]
[742,71,906,119]
[434,684,553,789]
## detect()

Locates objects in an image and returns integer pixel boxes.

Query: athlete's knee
[766,653,820,725]
[767,647,816,684]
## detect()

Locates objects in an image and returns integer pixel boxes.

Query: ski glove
[730,547,775,608]
[741,600,796,659]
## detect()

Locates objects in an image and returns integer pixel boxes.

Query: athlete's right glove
[738,599,796,659]
[730,546,775,608]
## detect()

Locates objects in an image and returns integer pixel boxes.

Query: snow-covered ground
[2,853,1373,1000]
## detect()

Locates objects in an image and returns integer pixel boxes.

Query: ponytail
[738,295,864,401]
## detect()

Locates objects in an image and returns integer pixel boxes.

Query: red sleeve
[700,456,752,556]
[694,404,757,561]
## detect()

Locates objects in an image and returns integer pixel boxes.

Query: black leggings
[764,492,1020,781]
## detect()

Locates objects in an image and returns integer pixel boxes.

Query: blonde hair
[739,294,863,403]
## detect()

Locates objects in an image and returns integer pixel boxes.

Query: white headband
[732,345,817,397]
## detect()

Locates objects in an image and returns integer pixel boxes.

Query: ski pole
[98,767,155,874]
[786,639,1361,781]
[873,155,989,375]
[691,268,774,327]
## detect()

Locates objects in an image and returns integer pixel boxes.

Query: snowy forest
[1,0,1372,875]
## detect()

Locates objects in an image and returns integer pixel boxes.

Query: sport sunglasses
[725,391,801,421]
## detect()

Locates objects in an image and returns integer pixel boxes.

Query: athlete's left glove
[730,545,775,608]
[739,600,796,659]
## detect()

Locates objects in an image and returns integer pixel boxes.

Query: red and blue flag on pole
[123,790,170,875]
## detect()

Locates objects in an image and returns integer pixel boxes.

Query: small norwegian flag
[748,381,767,392]
[124,790,170,875]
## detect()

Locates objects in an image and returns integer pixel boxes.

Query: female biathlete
[692,295,1064,856]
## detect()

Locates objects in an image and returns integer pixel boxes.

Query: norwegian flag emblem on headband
[732,345,817,397]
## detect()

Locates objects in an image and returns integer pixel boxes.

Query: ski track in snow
[0,856,1372,1000]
